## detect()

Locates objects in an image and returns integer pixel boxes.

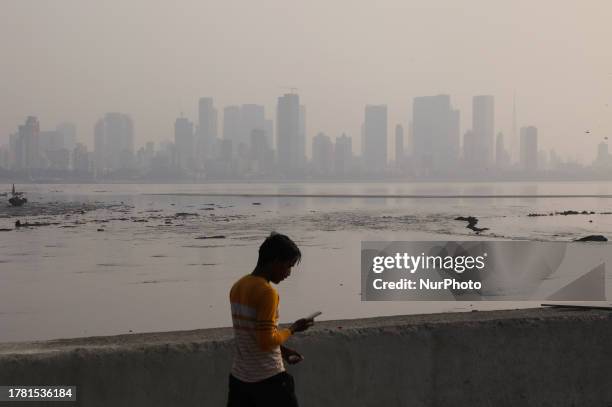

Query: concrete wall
[1,308,611,406]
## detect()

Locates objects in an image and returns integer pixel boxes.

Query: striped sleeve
[255,287,291,351]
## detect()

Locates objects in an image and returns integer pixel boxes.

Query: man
[227,232,313,407]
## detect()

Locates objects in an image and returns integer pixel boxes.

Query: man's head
[256,232,301,284]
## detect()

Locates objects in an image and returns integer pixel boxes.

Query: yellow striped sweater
[229,274,292,382]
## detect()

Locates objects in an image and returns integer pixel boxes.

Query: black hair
[256,232,301,268]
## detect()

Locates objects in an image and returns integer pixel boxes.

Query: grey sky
[1,0,611,161]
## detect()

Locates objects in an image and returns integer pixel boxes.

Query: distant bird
[585,130,591,134]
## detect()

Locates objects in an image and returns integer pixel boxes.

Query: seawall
[0,308,611,406]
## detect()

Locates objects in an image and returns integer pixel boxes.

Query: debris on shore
[455,216,489,233]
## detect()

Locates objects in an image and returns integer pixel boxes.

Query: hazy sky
[2,0,611,161]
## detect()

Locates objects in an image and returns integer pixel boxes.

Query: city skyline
[2,90,611,181]
[2,0,612,163]
[0,91,607,164]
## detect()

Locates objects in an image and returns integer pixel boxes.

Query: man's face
[269,258,297,284]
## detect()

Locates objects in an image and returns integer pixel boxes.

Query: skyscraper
[276,93,301,174]
[15,116,41,170]
[223,106,241,157]
[174,117,195,171]
[363,105,388,173]
[72,143,90,173]
[56,122,77,151]
[298,105,306,167]
[334,133,352,176]
[395,124,404,168]
[198,97,218,163]
[594,142,610,168]
[472,95,495,169]
[520,126,538,171]
[249,128,273,175]
[463,130,476,168]
[495,132,510,169]
[93,119,106,173]
[240,104,266,148]
[413,95,459,175]
[93,112,134,174]
[312,132,333,175]
[40,130,69,170]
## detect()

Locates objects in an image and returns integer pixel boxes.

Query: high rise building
[250,128,274,175]
[395,124,404,168]
[413,95,459,175]
[363,105,388,173]
[0,145,8,169]
[72,143,90,173]
[334,133,352,176]
[198,97,217,163]
[463,130,476,167]
[93,120,105,173]
[264,119,274,149]
[14,116,41,170]
[40,131,65,152]
[40,130,70,170]
[276,93,301,174]
[174,117,195,171]
[495,132,510,169]
[93,112,134,174]
[520,126,538,171]
[56,122,77,151]
[240,104,266,148]
[223,106,241,157]
[472,95,495,169]
[312,132,333,175]
[299,105,306,166]
[594,142,610,168]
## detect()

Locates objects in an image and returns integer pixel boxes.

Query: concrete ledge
[1,308,611,406]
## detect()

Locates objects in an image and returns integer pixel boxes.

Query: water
[1,182,612,343]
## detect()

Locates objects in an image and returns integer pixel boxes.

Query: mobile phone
[306,311,322,320]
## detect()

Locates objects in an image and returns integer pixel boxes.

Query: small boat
[8,184,27,207]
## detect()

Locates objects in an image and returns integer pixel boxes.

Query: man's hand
[281,345,304,365]
[290,318,314,334]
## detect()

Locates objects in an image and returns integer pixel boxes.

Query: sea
[1,181,612,343]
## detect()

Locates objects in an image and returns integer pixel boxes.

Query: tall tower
[472,95,495,169]
[198,97,217,163]
[395,124,404,168]
[413,95,459,175]
[93,113,134,174]
[312,132,333,175]
[520,126,538,171]
[299,105,306,166]
[240,104,266,149]
[276,93,301,174]
[174,116,195,171]
[16,116,41,170]
[223,106,241,151]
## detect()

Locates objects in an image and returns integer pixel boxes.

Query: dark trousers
[227,372,299,407]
